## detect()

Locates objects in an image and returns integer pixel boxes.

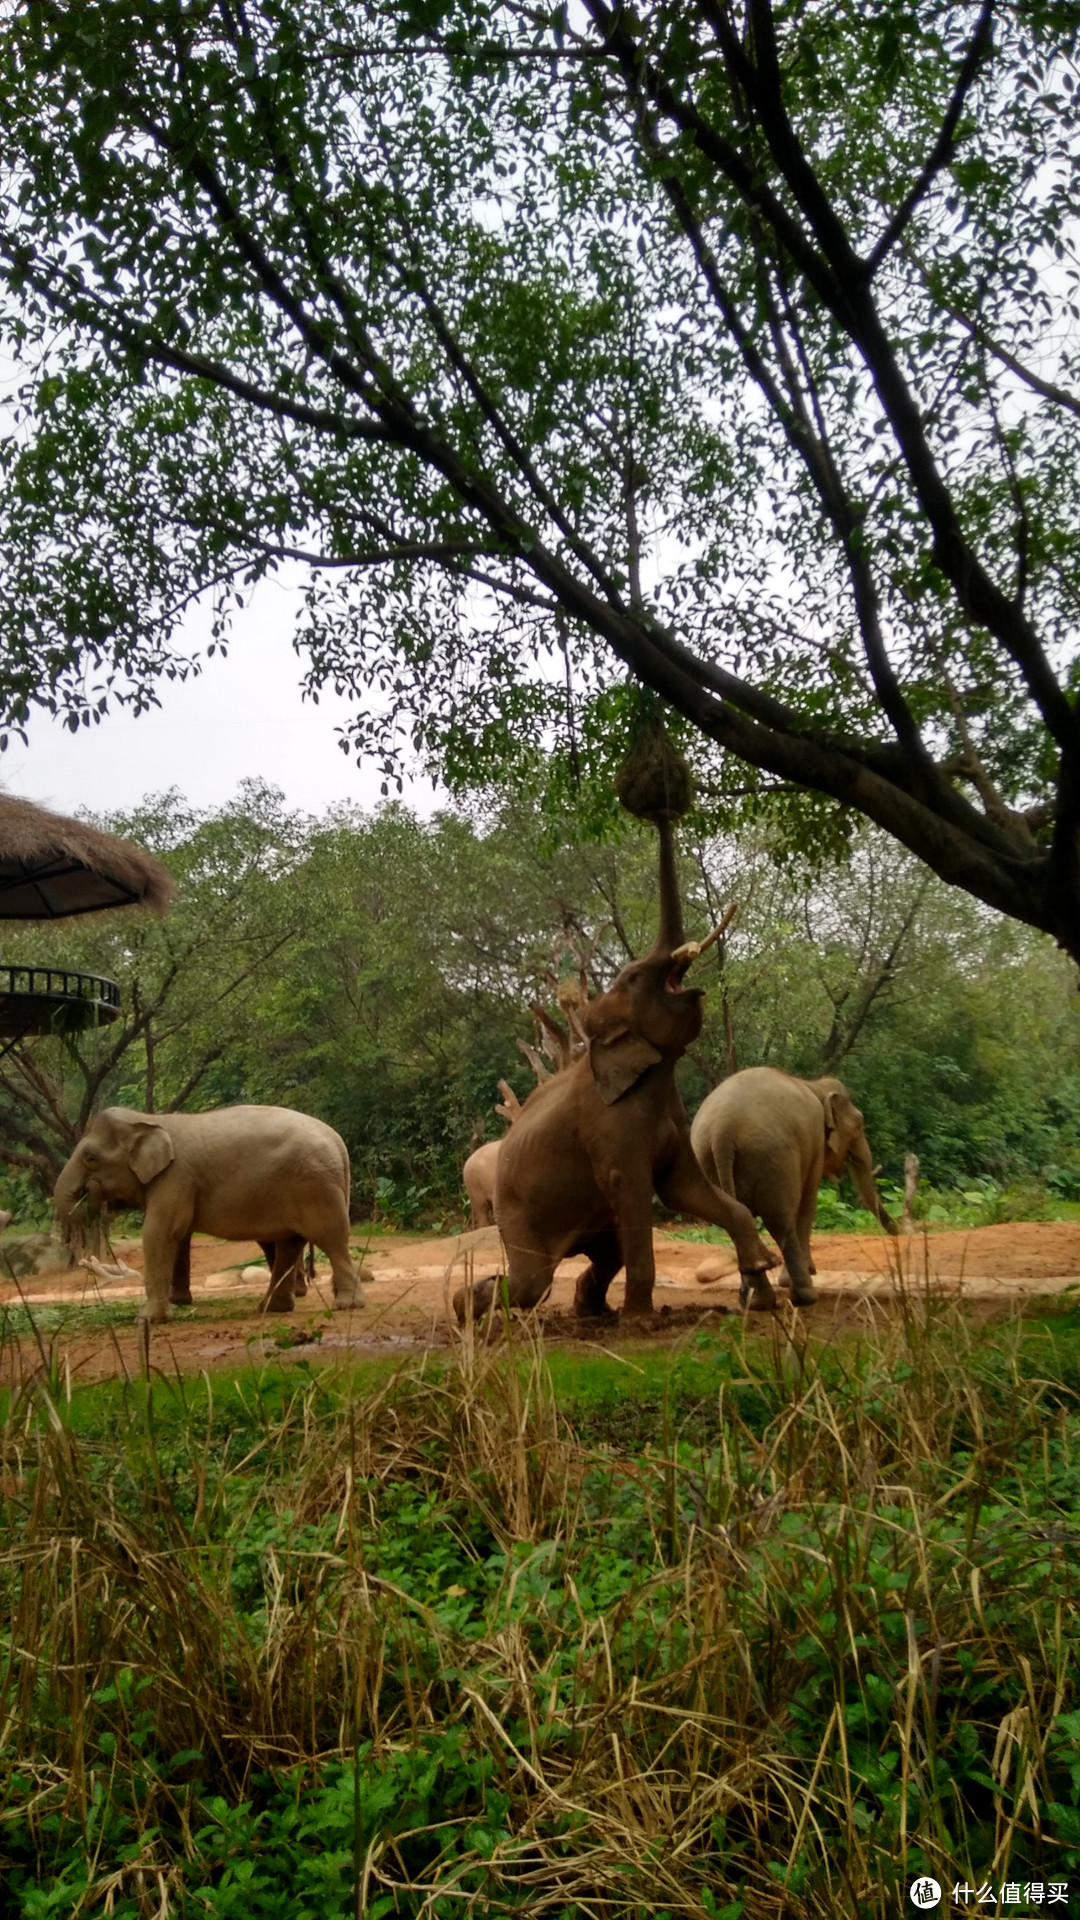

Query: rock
[0,1232,75,1279]
[694,1253,738,1285]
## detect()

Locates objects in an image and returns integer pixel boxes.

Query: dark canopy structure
[0,793,173,1046]
[0,793,174,920]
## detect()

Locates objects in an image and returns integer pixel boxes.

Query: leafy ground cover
[669,1179,1080,1241]
[0,1301,1078,1918]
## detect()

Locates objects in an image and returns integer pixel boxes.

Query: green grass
[669,1178,1080,1239]
[0,1297,267,1340]
[1,1302,1079,1916]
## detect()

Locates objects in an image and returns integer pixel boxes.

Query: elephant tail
[699,1130,736,1198]
[305,1242,316,1281]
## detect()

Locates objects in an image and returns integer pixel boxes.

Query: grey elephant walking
[690,1068,897,1309]
[54,1104,368,1323]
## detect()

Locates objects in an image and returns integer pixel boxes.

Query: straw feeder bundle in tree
[614,704,695,829]
[614,704,735,962]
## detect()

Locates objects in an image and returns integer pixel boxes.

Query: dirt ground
[2,1218,1078,1386]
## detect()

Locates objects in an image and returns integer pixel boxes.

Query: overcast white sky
[2,579,441,824]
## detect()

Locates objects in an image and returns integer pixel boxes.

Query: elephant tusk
[671,902,738,966]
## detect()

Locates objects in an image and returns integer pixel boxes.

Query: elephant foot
[453,1277,500,1325]
[261,1290,296,1315]
[453,1281,487,1325]
[293,1275,309,1298]
[332,1287,365,1310]
[739,1271,778,1311]
[777,1266,815,1291]
[620,1296,656,1320]
[455,1275,531,1327]
[137,1303,169,1325]
[573,1269,616,1318]
[169,1288,194,1307]
[789,1285,818,1307]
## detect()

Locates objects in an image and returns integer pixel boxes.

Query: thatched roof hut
[0,794,174,919]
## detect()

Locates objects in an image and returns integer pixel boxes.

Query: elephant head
[583,819,725,1105]
[812,1079,898,1234]
[54,1107,176,1239]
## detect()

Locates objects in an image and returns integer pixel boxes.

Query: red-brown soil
[2,1219,1078,1386]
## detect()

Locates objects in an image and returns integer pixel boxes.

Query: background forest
[1,781,1077,1232]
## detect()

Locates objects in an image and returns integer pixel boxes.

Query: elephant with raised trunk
[455,819,775,1325]
[54,1104,369,1323]
[690,1068,898,1308]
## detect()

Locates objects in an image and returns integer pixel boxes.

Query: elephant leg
[140,1215,187,1324]
[769,1222,817,1306]
[656,1145,778,1310]
[573,1228,623,1319]
[262,1233,305,1314]
[772,1174,819,1298]
[454,1237,555,1325]
[607,1169,659,1318]
[262,1238,309,1298]
[169,1235,194,1306]
[325,1238,364,1309]
[294,1243,313,1298]
[786,1170,819,1305]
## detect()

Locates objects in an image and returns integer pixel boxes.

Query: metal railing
[0,965,121,1011]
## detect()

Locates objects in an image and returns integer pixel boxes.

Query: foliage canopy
[1,1,1080,950]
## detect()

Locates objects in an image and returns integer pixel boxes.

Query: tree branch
[865,0,995,274]
[588,0,1077,756]
[1,248,392,447]
[942,298,1080,425]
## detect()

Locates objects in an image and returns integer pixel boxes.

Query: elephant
[462,997,587,1229]
[454,817,776,1324]
[690,1067,898,1308]
[463,1140,501,1229]
[54,1104,369,1323]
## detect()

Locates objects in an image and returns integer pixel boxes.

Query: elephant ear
[589,1031,662,1105]
[819,1090,844,1169]
[128,1124,175,1185]
[821,1088,864,1174]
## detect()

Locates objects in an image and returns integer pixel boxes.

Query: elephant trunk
[52,1158,84,1238]
[53,1155,105,1253]
[849,1140,899,1235]
[650,817,685,955]
[52,1159,86,1250]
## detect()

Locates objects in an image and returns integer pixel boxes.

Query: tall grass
[0,1293,1078,1917]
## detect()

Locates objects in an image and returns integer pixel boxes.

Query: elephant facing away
[54,1105,369,1323]
[464,978,592,1228]
[690,1068,898,1308]
[463,1140,501,1230]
